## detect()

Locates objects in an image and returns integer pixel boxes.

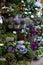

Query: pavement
[31,57,43,65]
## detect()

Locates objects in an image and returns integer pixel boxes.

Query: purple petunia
[30,41,39,50]
[31,29,38,35]
[7,46,14,53]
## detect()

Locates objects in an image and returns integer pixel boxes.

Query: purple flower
[7,46,14,53]
[29,24,33,28]
[26,22,34,28]
[21,18,28,21]
[13,18,21,23]
[8,17,14,22]
[31,29,38,35]
[30,41,39,50]
[13,17,29,23]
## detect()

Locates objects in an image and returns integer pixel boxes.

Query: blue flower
[16,45,21,50]
[16,45,27,54]
[34,2,42,8]
[20,48,27,54]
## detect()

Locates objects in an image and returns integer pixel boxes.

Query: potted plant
[25,48,35,63]
[5,53,16,65]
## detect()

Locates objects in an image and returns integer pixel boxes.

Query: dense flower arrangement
[0,0,43,65]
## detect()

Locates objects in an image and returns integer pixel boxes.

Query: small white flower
[24,12,28,14]
[21,0,24,3]
[42,33,43,36]
[17,40,24,44]
[0,16,3,24]
[11,9,14,11]
[37,12,41,17]
[2,6,8,9]
[31,15,34,18]
[28,12,31,14]
[25,8,28,11]
[35,8,38,10]
[21,45,25,48]
[7,9,9,12]
[41,13,42,15]
[0,44,4,46]
[35,26,41,29]
[34,38,36,42]
[41,39,43,42]
[13,31,16,34]
[41,25,43,27]
[21,29,25,33]
[37,36,42,41]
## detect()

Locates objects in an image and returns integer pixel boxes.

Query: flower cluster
[30,41,39,51]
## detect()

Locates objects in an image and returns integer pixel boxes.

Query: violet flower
[13,17,29,23]
[29,24,33,28]
[31,29,38,35]
[8,17,14,22]
[7,46,14,53]
[30,41,39,51]
[13,18,21,23]
[26,22,34,28]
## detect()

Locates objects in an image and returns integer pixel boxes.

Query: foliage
[5,53,16,61]
[0,61,7,65]
[25,48,35,59]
